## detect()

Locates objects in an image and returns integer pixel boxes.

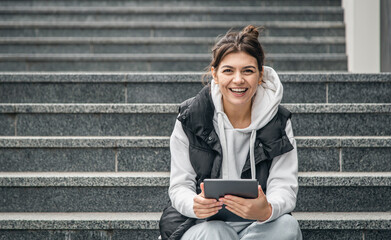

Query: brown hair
[203,25,265,84]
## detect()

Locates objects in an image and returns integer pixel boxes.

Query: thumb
[258,185,265,198]
[200,182,205,198]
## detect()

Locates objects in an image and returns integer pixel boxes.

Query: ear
[211,67,218,84]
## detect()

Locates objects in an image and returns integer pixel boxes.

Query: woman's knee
[273,214,302,240]
[181,221,239,240]
[201,221,234,232]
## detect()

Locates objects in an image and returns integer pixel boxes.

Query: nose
[232,72,244,84]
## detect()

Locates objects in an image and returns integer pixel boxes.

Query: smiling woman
[159,25,302,240]
[212,51,261,129]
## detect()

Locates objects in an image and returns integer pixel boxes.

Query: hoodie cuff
[181,192,198,219]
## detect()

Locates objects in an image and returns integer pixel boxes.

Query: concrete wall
[381,0,391,72]
[342,0,380,73]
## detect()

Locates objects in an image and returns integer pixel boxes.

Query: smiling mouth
[230,88,248,94]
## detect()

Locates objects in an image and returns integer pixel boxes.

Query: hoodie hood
[210,66,283,179]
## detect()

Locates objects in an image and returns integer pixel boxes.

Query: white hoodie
[169,66,298,228]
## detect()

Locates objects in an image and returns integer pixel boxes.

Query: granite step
[0,212,390,240]
[296,212,391,240]
[0,53,348,72]
[0,104,390,136]
[0,172,390,212]
[0,136,390,172]
[1,72,389,104]
[0,0,342,7]
[0,37,346,54]
[0,212,162,240]
[0,6,344,22]
[0,21,346,38]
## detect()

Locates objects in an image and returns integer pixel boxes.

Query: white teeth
[231,88,247,93]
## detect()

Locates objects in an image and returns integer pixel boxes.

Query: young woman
[159,25,302,240]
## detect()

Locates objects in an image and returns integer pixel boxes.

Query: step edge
[0,172,390,187]
[0,103,390,113]
[1,72,390,83]
[0,21,346,28]
[0,212,390,230]
[0,136,390,148]
[0,36,346,44]
[0,6,344,14]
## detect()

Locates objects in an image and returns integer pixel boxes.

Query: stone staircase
[1,72,391,239]
[0,0,346,71]
[1,0,391,240]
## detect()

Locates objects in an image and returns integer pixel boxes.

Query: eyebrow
[221,65,257,69]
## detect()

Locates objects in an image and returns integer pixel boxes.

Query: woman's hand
[193,182,222,219]
[220,185,272,221]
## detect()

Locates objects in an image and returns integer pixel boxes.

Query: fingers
[221,194,246,205]
[222,197,258,220]
[194,209,219,219]
[219,185,267,220]
[258,185,266,198]
[193,184,222,219]
[220,196,246,211]
[225,205,246,219]
[222,197,248,219]
[200,182,205,198]
[194,203,221,218]
[194,195,220,207]
[193,195,222,219]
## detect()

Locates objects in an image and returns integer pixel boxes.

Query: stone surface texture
[1,0,390,238]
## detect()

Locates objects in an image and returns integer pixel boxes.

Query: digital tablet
[203,179,258,222]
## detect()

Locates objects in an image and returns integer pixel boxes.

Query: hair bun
[242,25,260,39]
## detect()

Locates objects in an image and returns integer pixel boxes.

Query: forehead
[219,51,258,68]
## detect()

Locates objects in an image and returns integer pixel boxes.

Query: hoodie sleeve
[168,119,198,219]
[260,119,299,224]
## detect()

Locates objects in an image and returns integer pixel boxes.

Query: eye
[243,69,254,74]
[222,69,233,73]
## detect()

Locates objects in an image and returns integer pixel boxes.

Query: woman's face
[212,51,262,111]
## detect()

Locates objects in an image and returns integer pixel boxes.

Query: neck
[222,100,252,129]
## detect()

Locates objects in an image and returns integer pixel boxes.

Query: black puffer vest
[159,86,294,240]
